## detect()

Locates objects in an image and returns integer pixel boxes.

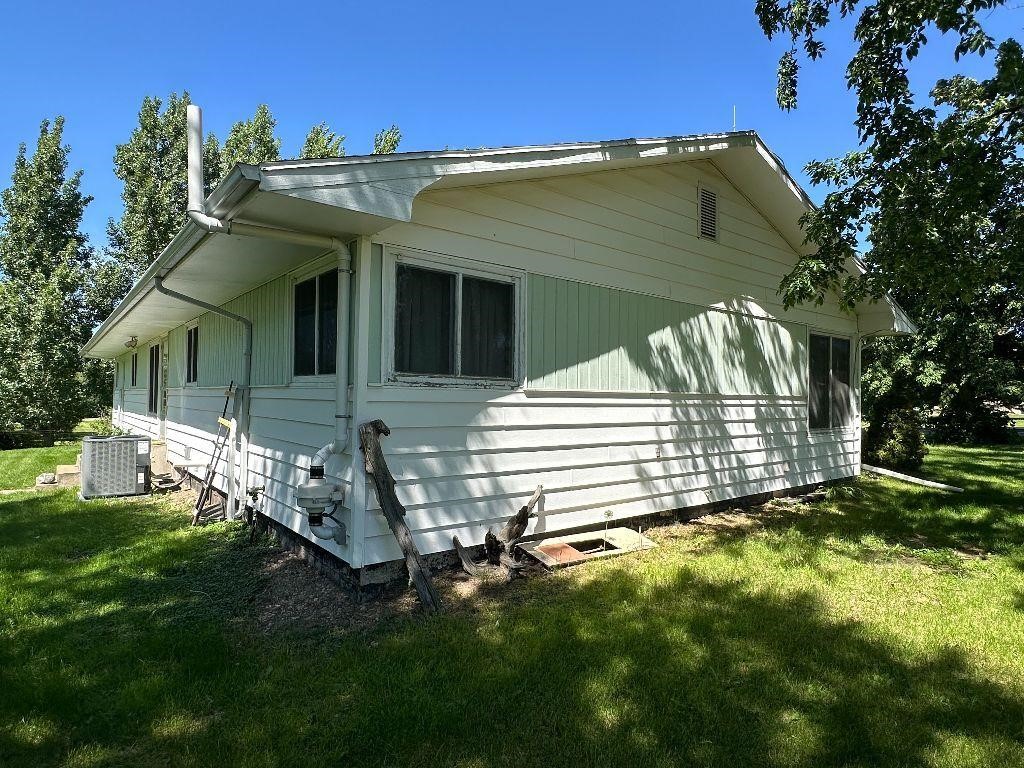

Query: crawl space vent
[698,186,718,240]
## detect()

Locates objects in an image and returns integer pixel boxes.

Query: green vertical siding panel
[605,287,617,391]
[526,273,803,396]
[195,276,290,388]
[542,278,557,388]
[565,280,579,390]
[368,244,384,383]
[167,327,184,387]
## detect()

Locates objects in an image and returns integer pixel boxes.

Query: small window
[185,325,199,384]
[391,256,518,383]
[294,270,338,377]
[698,185,718,240]
[147,344,161,416]
[130,353,138,387]
[808,333,852,429]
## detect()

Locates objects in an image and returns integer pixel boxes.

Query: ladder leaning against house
[191,383,235,525]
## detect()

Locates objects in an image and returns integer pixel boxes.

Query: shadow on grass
[2,489,1023,766]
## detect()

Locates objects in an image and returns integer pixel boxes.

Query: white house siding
[110,275,356,562]
[358,160,860,565]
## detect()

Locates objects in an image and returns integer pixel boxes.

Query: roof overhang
[84,130,913,358]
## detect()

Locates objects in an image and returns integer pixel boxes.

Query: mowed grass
[0,444,81,490]
[1,446,1022,767]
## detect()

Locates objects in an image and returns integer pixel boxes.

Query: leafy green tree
[221,104,281,175]
[301,122,345,159]
[373,124,402,154]
[756,1,1024,441]
[0,118,94,436]
[112,92,222,276]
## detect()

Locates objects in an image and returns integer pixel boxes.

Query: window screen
[294,269,340,377]
[808,333,852,429]
[294,277,317,376]
[808,334,831,429]
[462,276,515,379]
[395,264,456,375]
[393,260,517,381]
[317,271,337,376]
[831,337,852,427]
[185,326,199,384]
[147,344,160,415]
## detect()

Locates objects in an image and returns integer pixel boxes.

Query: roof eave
[81,168,261,358]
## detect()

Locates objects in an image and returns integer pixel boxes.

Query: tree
[301,122,345,159]
[112,92,222,276]
[0,118,94,436]
[373,124,402,154]
[756,1,1024,442]
[221,104,281,175]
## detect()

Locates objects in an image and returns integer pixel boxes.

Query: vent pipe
[182,103,353,537]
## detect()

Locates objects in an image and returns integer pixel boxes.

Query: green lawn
[1,446,1022,767]
[0,444,80,490]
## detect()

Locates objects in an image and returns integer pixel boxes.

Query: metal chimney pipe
[185,104,229,233]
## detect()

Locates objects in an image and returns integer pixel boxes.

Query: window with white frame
[185,325,199,384]
[808,333,852,429]
[387,250,521,383]
[293,269,338,377]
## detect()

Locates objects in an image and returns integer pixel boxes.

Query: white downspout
[184,103,353,531]
[310,247,352,474]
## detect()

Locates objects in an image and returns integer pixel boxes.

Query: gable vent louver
[698,186,718,240]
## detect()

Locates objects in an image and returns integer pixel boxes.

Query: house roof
[82,130,914,359]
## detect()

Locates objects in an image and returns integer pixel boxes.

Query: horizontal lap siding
[362,161,860,566]
[161,386,354,559]
[360,389,856,564]
[109,270,349,558]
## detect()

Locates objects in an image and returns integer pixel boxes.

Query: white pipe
[311,246,353,474]
[186,105,342,250]
[153,277,252,520]
[186,103,353,517]
[862,464,964,493]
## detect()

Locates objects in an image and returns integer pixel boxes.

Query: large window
[294,269,338,377]
[185,325,199,384]
[147,344,161,416]
[808,333,852,429]
[390,256,518,383]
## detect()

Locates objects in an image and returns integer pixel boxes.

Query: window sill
[807,425,857,434]
[290,375,337,388]
[383,375,521,390]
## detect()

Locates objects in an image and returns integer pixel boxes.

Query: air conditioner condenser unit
[80,435,152,500]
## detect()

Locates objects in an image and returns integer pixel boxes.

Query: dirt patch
[252,546,551,635]
[250,500,822,635]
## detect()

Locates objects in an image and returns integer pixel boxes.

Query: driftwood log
[454,485,543,580]
[359,419,443,613]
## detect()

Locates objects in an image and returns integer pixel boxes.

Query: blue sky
[0,0,1019,246]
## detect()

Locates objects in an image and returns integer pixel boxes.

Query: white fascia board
[81,223,209,358]
[81,168,262,359]
[256,133,759,221]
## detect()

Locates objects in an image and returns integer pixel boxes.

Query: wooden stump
[359,419,443,614]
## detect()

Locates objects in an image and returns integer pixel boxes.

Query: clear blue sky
[0,0,1019,246]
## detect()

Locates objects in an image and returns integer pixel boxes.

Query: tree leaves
[0,118,94,433]
[221,104,281,176]
[300,123,345,160]
[756,1,1023,440]
[373,125,402,155]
